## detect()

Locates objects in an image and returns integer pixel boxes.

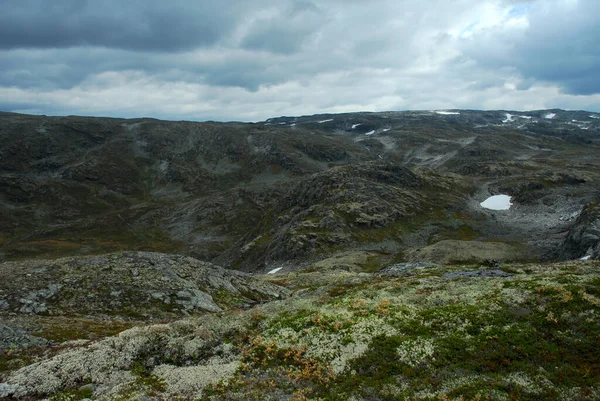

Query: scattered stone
[481,259,501,268]
[175,289,222,312]
[78,383,95,393]
[377,262,441,277]
[0,324,49,350]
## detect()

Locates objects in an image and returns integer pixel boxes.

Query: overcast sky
[1,0,599,121]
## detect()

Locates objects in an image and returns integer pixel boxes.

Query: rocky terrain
[0,109,599,400]
[1,257,598,400]
[0,252,288,319]
[1,109,599,270]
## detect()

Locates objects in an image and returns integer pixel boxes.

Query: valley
[1,109,599,400]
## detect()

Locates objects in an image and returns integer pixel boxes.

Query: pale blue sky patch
[508,3,531,18]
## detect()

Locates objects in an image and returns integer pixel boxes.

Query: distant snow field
[351,123,362,129]
[268,267,283,274]
[590,115,599,119]
[435,111,460,115]
[518,115,532,119]
[502,113,514,123]
[318,119,334,123]
[480,195,512,211]
[545,113,556,119]
[365,130,375,135]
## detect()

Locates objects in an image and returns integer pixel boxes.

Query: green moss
[130,361,168,393]
[48,386,94,401]
[333,335,407,394]
[212,289,250,309]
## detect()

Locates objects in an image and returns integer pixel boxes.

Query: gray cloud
[0,0,251,51]
[240,1,327,55]
[0,0,599,121]
[461,0,600,96]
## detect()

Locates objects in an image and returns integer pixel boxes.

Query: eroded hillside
[1,109,599,269]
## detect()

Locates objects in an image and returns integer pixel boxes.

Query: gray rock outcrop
[560,200,600,260]
[0,252,290,318]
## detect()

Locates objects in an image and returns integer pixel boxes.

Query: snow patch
[318,119,334,123]
[590,115,599,119]
[518,115,532,119]
[570,120,592,130]
[545,113,556,119]
[502,113,514,123]
[480,195,512,211]
[351,123,362,129]
[580,255,591,261]
[268,267,283,274]
[365,130,375,136]
[435,111,460,115]
[382,128,391,132]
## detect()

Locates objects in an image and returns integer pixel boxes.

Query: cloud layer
[0,0,599,121]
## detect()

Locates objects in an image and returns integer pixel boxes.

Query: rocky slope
[1,259,598,400]
[0,251,289,372]
[1,109,600,400]
[0,252,288,319]
[1,109,599,269]
[560,200,600,260]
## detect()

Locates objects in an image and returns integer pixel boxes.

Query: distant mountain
[1,109,599,269]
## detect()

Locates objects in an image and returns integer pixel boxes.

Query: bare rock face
[224,162,470,271]
[560,200,600,260]
[0,324,49,351]
[0,252,289,319]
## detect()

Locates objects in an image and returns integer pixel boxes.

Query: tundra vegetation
[1,257,599,400]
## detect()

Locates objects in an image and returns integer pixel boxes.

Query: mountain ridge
[1,109,599,269]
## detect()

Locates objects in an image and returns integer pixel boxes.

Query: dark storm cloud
[0,0,246,51]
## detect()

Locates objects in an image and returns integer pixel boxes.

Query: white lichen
[396,338,436,367]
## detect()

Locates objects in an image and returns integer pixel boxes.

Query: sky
[0,0,599,122]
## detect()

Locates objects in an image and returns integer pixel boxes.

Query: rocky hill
[0,251,288,319]
[1,109,599,271]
